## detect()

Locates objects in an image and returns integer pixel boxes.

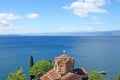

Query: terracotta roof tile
[61,72,82,79]
[40,54,88,80]
[80,68,88,75]
[73,68,88,75]
[54,54,74,63]
[40,69,61,80]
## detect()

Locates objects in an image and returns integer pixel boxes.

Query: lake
[0,36,120,80]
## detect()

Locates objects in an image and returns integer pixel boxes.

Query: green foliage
[88,70,104,80]
[116,73,120,80]
[29,55,35,80]
[29,55,34,68]
[7,67,26,80]
[7,73,16,80]
[48,58,52,64]
[29,60,53,79]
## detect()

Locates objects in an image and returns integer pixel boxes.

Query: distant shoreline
[0,30,120,36]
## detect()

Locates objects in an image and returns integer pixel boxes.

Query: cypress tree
[29,54,35,80]
[29,54,34,68]
[48,58,52,64]
[48,58,53,69]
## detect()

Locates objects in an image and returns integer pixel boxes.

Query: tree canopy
[7,67,26,80]
[116,73,120,80]
[29,60,53,79]
[88,70,104,80]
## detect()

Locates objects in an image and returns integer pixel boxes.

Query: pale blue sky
[0,0,120,34]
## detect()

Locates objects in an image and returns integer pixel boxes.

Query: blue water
[0,36,120,80]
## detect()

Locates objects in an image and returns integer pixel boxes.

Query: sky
[0,0,120,34]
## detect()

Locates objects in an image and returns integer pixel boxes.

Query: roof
[40,54,88,80]
[40,69,61,80]
[54,54,74,63]
[61,72,82,79]
[73,68,88,75]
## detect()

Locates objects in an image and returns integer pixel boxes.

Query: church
[40,54,88,80]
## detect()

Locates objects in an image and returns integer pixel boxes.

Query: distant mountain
[27,30,120,36]
[0,30,120,36]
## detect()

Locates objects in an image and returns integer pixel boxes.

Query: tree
[29,60,53,80]
[116,73,120,80]
[29,54,34,68]
[48,58,52,64]
[29,54,35,80]
[7,67,26,80]
[88,70,104,80]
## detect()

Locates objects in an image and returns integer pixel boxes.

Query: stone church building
[40,54,88,80]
